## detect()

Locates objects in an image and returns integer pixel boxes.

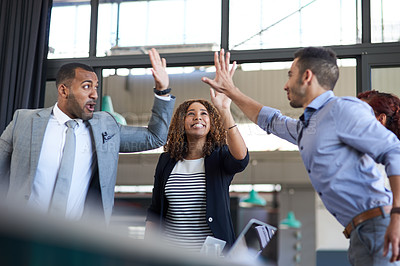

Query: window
[48,0,91,58]
[229,0,361,50]
[371,0,400,43]
[371,67,400,94]
[96,0,221,57]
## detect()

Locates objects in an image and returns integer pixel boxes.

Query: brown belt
[343,205,392,239]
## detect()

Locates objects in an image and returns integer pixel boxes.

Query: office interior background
[1,0,400,265]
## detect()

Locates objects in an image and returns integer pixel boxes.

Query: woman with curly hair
[357,90,400,140]
[358,90,400,191]
[145,51,249,252]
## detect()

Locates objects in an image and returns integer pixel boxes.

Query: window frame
[45,0,400,108]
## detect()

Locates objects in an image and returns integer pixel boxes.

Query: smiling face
[284,59,308,109]
[58,67,98,120]
[184,102,211,141]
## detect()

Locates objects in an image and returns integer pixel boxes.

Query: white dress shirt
[28,103,95,220]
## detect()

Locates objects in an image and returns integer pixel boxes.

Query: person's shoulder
[14,107,51,118]
[329,94,368,105]
[330,95,368,109]
[157,152,173,163]
[155,152,174,170]
[93,111,114,118]
[159,151,170,158]
[338,95,363,103]
[330,95,373,116]
[16,107,46,113]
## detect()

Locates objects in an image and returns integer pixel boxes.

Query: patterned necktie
[50,120,78,215]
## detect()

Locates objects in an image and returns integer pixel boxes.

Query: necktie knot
[66,120,77,130]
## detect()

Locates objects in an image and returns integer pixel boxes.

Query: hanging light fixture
[280,188,301,228]
[102,95,127,125]
[242,188,267,206]
[280,211,302,228]
[241,160,267,206]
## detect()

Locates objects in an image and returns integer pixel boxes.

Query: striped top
[163,158,213,251]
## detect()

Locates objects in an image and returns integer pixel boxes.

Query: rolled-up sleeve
[257,106,300,145]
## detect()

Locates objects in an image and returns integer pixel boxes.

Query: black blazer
[147,145,249,247]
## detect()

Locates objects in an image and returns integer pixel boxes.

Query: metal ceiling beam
[46,42,400,79]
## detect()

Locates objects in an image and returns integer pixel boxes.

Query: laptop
[226,218,277,262]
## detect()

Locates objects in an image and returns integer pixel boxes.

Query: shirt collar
[300,90,335,127]
[306,90,335,111]
[53,103,83,127]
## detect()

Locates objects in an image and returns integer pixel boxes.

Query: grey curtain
[0,0,52,133]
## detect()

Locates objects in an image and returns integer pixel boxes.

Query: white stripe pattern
[164,171,213,251]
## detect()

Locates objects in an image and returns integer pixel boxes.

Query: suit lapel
[87,115,103,179]
[30,107,53,178]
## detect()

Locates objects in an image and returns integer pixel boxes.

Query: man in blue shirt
[202,47,400,265]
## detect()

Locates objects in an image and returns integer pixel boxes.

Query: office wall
[99,66,356,125]
[279,185,316,266]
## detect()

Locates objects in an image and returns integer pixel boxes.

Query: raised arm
[149,48,170,97]
[211,89,247,160]
[119,49,175,152]
[207,50,247,160]
[202,49,263,124]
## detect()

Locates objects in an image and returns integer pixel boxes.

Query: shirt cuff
[154,94,171,101]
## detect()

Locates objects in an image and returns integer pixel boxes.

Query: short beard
[68,92,93,121]
[288,78,306,109]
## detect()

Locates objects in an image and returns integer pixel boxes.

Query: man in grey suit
[0,48,175,224]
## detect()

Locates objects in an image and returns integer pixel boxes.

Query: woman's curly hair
[164,99,227,161]
[358,90,400,140]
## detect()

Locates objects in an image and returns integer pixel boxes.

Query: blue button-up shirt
[258,90,400,226]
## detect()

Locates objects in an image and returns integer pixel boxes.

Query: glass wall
[371,67,400,94]
[229,0,361,50]
[96,0,221,57]
[371,0,400,43]
[49,0,223,58]
[48,0,400,59]
[48,0,91,58]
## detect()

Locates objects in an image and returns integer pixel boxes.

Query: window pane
[371,0,400,43]
[371,67,400,95]
[97,0,221,57]
[229,0,361,50]
[44,81,57,108]
[48,0,91,58]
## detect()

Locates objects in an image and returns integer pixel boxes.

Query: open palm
[202,49,237,96]
[210,88,231,111]
[149,48,169,91]
[209,49,236,111]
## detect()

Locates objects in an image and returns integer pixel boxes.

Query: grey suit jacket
[0,96,175,223]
